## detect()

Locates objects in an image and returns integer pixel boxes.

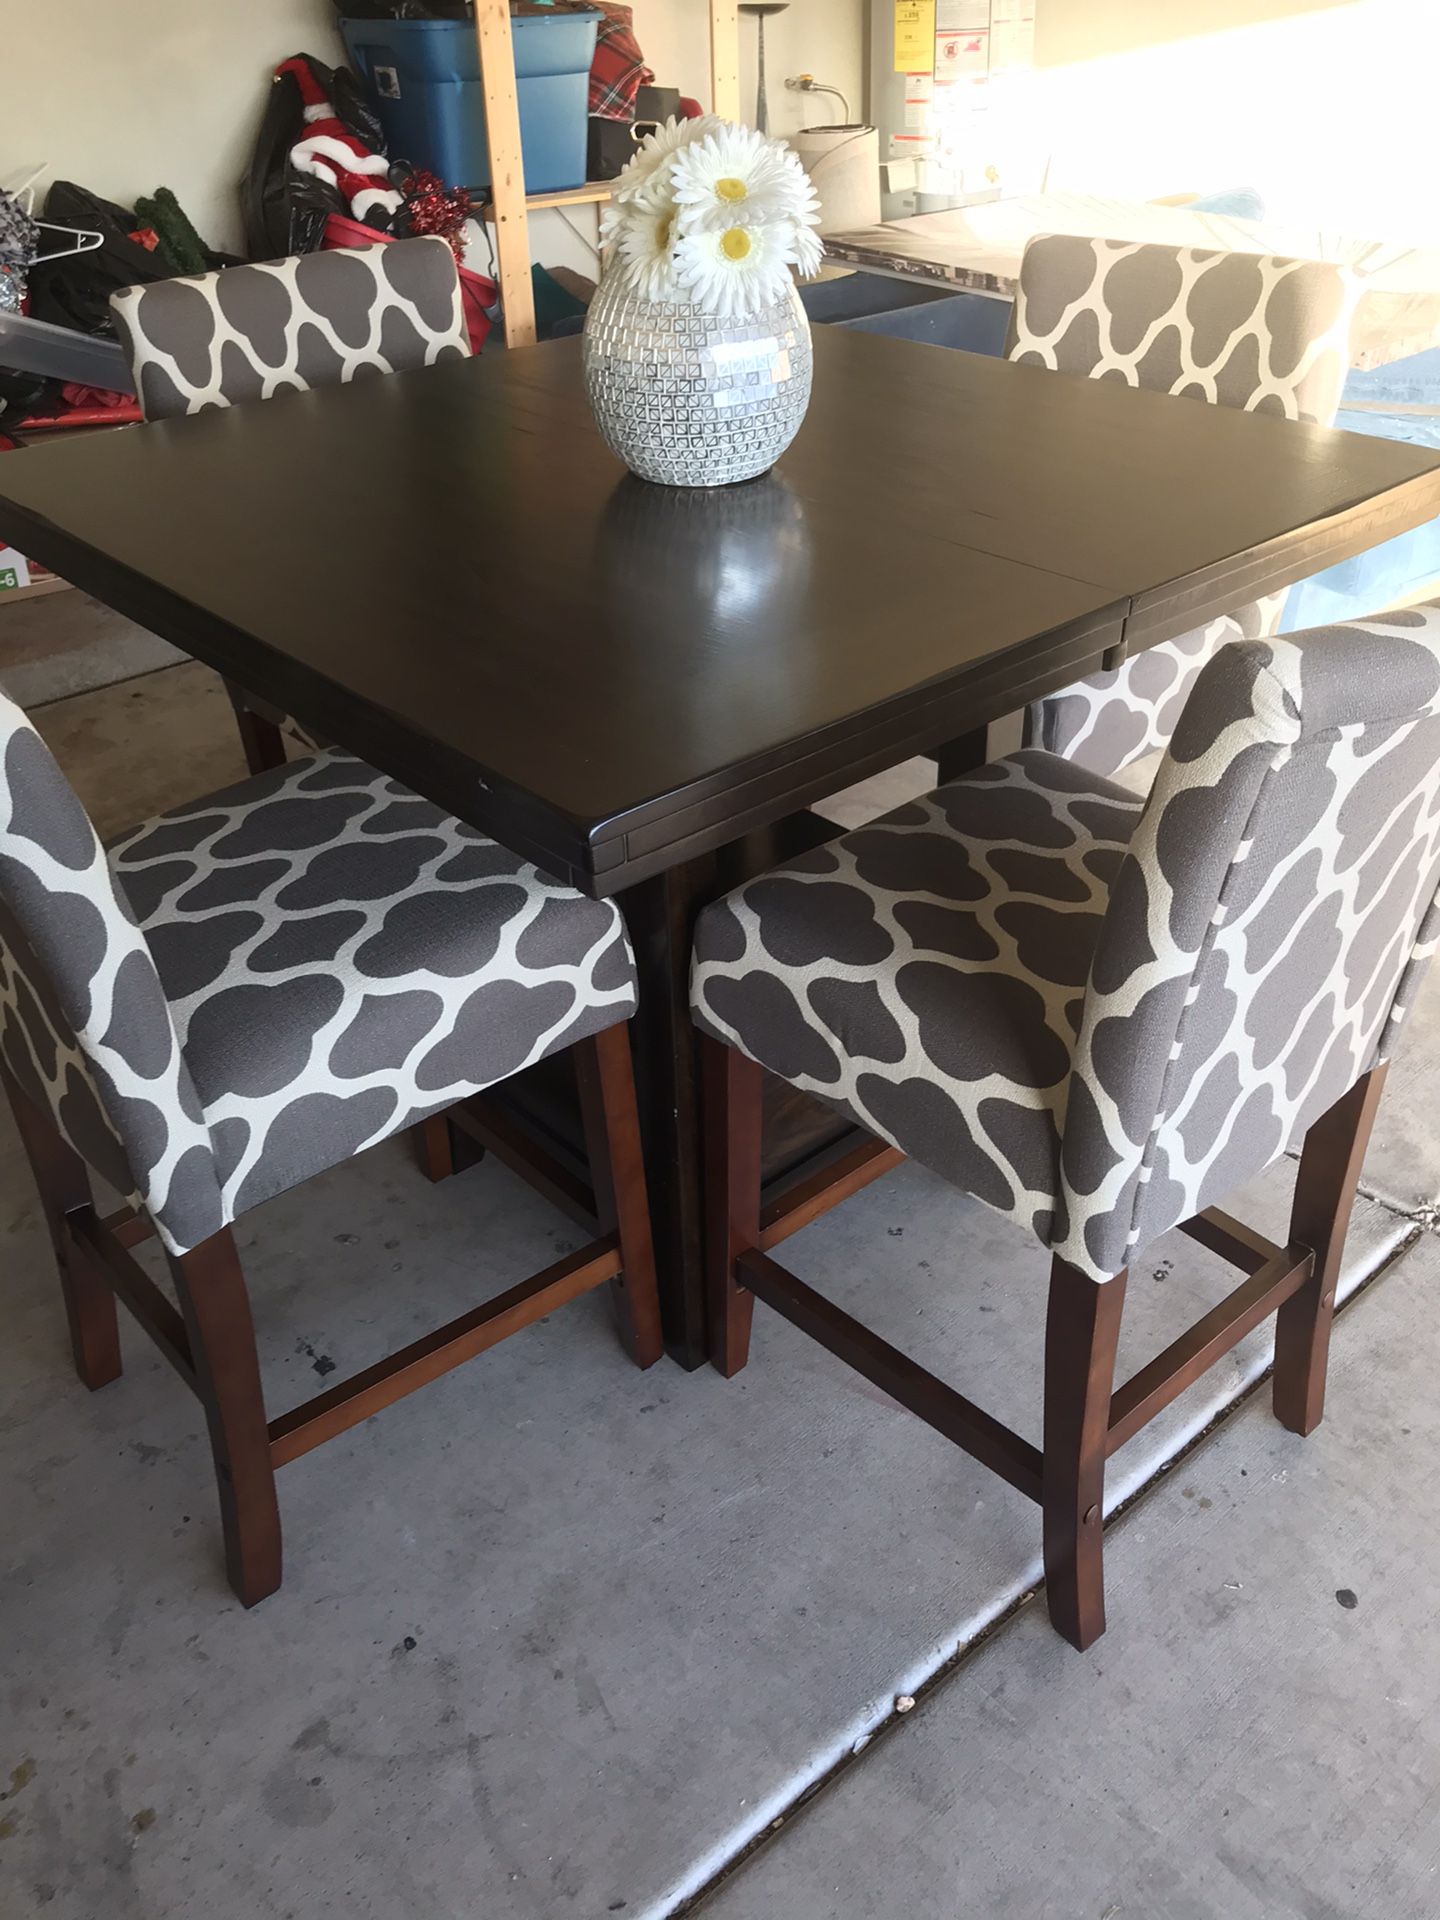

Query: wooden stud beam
[474,0,537,349]
[474,4,738,348]
[710,2,742,119]
[473,183,614,216]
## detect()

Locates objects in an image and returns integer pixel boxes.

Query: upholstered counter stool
[110,238,471,777]
[695,605,1440,1648]
[938,241,1355,787]
[0,692,660,1605]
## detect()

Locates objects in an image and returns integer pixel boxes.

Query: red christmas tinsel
[400,169,472,266]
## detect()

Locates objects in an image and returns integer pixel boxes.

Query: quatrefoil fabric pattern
[110,238,469,422]
[1010,238,1353,781]
[693,606,1440,1283]
[1021,592,1289,780]
[0,702,636,1256]
[692,752,1146,1246]
[0,699,218,1251]
[1005,238,1354,420]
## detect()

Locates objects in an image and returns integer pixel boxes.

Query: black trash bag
[24,183,177,338]
[242,53,394,260]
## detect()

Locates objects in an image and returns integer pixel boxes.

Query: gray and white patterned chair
[1008,238,1355,780]
[694,602,1440,1648]
[109,238,471,777]
[0,693,661,1605]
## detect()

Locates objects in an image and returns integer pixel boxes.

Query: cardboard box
[0,544,34,593]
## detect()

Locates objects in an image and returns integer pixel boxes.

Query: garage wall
[634,0,866,137]
[11,1,1434,265]
[1035,0,1353,65]
[6,0,345,254]
[6,0,865,267]
[1032,0,1439,237]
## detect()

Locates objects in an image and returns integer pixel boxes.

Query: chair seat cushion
[691,751,1145,1242]
[109,752,637,1221]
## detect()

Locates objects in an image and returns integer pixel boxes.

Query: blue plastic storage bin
[340,12,601,195]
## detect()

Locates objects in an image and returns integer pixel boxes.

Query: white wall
[633,0,866,136]
[14,0,1432,263]
[1032,0,1440,239]
[6,0,866,276]
[6,0,345,254]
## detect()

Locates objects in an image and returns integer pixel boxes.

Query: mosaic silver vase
[583,276,813,488]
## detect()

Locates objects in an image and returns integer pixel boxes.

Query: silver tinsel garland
[0,187,41,315]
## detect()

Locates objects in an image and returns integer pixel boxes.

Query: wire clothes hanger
[1,167,104,266]
[32,223,104,265]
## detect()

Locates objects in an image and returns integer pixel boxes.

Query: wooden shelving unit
[473,1,741,347]
[472,181,614,218]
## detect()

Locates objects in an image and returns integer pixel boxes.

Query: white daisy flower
[674,221,795,320]
[599,197,626,253]
[669,124,819,232]
[790,222,825,280]
[614,201,685,303]
[613,114,722,208]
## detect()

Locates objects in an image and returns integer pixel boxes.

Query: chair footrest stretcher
[736,1191,1314,1499]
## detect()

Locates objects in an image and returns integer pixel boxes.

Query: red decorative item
[275,55,403,227]
[400,169,472,266]
[589,2,653,121]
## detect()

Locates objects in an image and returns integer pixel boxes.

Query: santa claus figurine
[275,55,403,228]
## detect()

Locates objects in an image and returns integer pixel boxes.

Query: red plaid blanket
[589,2,653,121]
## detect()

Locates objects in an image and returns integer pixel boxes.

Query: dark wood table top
[4,330,1439,893]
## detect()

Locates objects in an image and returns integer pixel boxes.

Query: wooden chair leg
[416,1112,457,1183]
[575,1025,664,1369]
[1274,1063,1387,1437]
[702,1036,763,1379]
[3,1069,122,1390]
[1043,1258,1128,1651]
[168,1229,282,1607]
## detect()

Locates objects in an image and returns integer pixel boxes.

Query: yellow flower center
[720,227,753,262]
[655,213,675,252]
[715,176,749,203]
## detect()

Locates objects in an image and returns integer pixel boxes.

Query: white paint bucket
[789,124,882,235]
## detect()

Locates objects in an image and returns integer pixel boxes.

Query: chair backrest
[1005,237,1353,426]
[1056,601,1440,1281]
[110,237,469,423]
[0,693,221,1254]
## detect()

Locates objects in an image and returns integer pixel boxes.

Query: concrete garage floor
[706,1238,1440,1920]
[1,660,1437,1919]
[0,591,183,712]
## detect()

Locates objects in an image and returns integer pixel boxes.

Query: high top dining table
[3,328,1439,1367]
